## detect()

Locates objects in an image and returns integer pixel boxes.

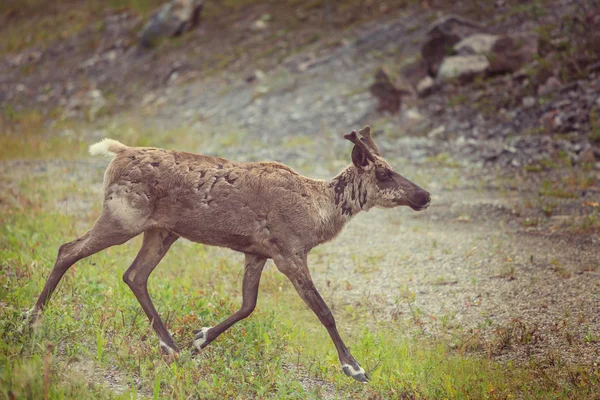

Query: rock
[62,89,106,121]
[245,70,265,83]
[400,58,429,87]
[487,34,539,74]
[88,90,106,121]
[105,50,118,63]
[403,108,425,123]
[139,0,204,48]
[582,147,598,163]
[537,76,561,96]
[454,34,501,55]
[252,13,272,31]
[369,68,408,114]
[427,15,485,38]
[421,34,461,77]
[416,76,435,96]
[540,110,562,133]
[427,125,446,139]
[522,96,536,108]
[252,19,268,31]
[400,59,437,95]
[437,55,490,81]
[422,15,485,76]
[141,93,157,106]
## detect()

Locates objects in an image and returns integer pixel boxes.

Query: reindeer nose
[417,190,430,205]
[414,190,431,210]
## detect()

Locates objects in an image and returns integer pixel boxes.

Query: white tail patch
[89,138,127,158]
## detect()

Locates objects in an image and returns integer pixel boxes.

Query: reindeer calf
[29,126,430,382]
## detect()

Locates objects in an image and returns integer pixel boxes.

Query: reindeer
[27,126,430,382]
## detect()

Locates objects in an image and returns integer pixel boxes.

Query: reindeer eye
[375,168,392,181]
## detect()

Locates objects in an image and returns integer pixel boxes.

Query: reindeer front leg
[274,254,368,383]
[193,253,267,350]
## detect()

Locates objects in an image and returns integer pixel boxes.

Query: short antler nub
[358,126,380,155]
[343,130,359,142]
[344,130,376,162]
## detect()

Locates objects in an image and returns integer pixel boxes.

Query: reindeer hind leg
[29,208,141,324]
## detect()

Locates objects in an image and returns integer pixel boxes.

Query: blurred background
[1,0,599,398]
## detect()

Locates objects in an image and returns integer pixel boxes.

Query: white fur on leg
[20,307,40,332]
[342,363,365,376]
[159,340,177,355]
[193,327,211,351]
[23,307,36,319]
[342,363,369,382]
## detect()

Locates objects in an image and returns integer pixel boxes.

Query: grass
[0,0,164,56]
[2,130,600,399]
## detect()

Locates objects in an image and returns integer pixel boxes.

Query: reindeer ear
[351,145,369,168]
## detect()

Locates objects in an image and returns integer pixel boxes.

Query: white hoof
[193,327,211,351]
[159,340,177,355]
[342,363,369,383]
[20,307,40,333]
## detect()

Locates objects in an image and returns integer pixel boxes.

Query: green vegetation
[2,0,600,395]
[0,0,163,55]
[1,126,599,399]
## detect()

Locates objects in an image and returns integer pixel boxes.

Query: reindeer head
[344,126,431,211]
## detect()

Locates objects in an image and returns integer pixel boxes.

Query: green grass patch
[2,153,600,398]
[0,0,162,55]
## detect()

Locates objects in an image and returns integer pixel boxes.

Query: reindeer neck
[311,165,368,244]
[329,164,370,217]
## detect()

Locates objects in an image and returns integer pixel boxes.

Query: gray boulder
[139,0,204,48]
[437,55,490,81]
[487,34,539,74]
[454,33,501,55]
[421,15,486,76]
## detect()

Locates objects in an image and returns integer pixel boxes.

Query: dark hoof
[342,364,370,383]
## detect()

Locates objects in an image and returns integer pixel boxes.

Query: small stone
[404,108,424,122]
[522,96,536,108]
[246,69,265,83]
[141,93,157,106]
[427,125,446,139]
[252,19,268,31]
[540,110,562,133]
[416,76,435,96]
[105,50,118,62]
[582,147,597,163]
[537,76,561,96]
